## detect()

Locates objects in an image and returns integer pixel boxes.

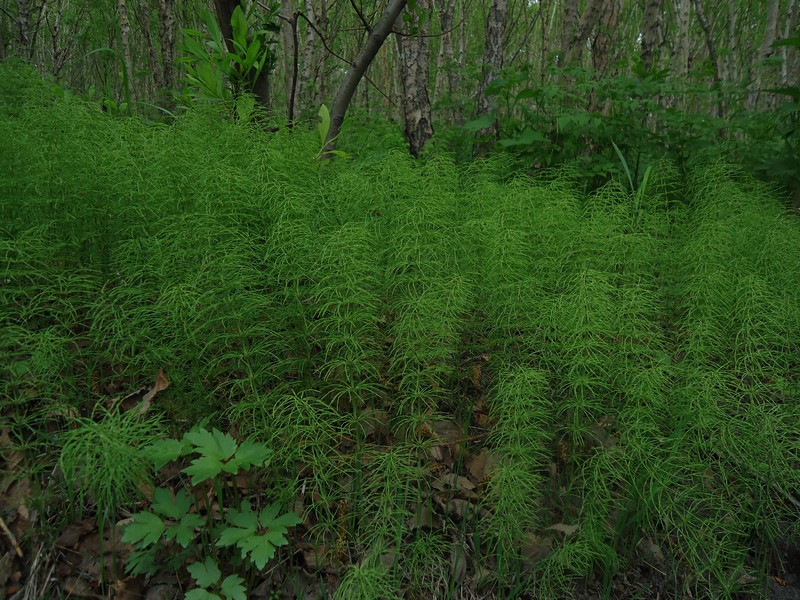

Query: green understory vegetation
[2,62,800,599]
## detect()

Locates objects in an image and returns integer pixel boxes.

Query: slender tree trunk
[214,0,272,110]
[693,0,723,117]
[433,0,455,118]
[474,0,507,154]
[748,0,780,108]
[15,0,45,61]
[591,0,621,77]
[641,0,663,72]
[324,0,407,153]
[396,0,434,157]
[117,0,136,108]
[539,0,551,83]
[783,0,800,87]
[559,0,578,66]
[724,1,738,83]
[281,0,296,116]
[674,0,691,77]
[564,0,603,67]
[156,0,177,95]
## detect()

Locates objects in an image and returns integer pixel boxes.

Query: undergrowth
[2,63,800,599]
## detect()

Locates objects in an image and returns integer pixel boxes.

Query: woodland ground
[2,63,800,599]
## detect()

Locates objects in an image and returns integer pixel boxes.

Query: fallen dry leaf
[521,532,554,563]
[547,522,579,536]
[407,504,442,530]
[445,498,475,519]
[466,448,502,481]
[432,473,475,493]
[55,518,96,549]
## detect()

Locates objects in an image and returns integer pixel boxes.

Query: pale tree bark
[564,0,603,67]
[782,0,799,87]
[299,0,328,113]
[673,0,691,78]
[15,0,47,61]
[433,0,456,115]
[395,0,434,157]
[281,0,296,117]
[539,0,554,83]
[118,0,136,108]
[324,0,407,153]
[474,0,508,154]
[641,0,663,72]
[44,0,87,76]
[748,0,780,108]
[724,1,739,83]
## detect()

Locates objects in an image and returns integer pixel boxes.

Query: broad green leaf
[238,533,279,569]
[497,129,546,147]
[227,501,259,529]
[220,575,247,600]
[271,512,303,529]
[318,104,331,145]
[151,487,192,520]
[611,140,634,192]
[164,513,203,547]
[188,557,221,588]
[122,512,165,547]
[515,88,536,100]
[125,547,159,576]
[245,40,262,70]
[463,115,495,133]
[216,525,254,548]
[258,502,281,527]
[185,590,221,600]
[485,78,510,95]
[146,439,185,469]
[183,428,238,484]
[231,6,249,50]
[773,36,800,48]
[226,440,271,473]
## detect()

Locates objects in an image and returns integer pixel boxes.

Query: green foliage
[451,64,759,191]
[179,4,280,112]
[122,427,300,594]
[3,63,800,598]
[59,406,162,520]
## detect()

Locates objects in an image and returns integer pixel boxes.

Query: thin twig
[0,514,23,557]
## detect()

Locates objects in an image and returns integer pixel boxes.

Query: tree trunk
[674,0,691,77]
[474,0,508,154]
[281,0,296,117]
[118,0,136,108]
[214,0,272,110]
[396,0,434,157]
[641,0,662,72]
[563,0,603,67]
[324,0,407,154]
[559,0,578,66]
[156,0,178,95]
[724,1,739,83]
[591,0,621,77]
[747,0,780,109]
[782,0,800,87]
[433,0,455,116]
[693,0,723,116]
